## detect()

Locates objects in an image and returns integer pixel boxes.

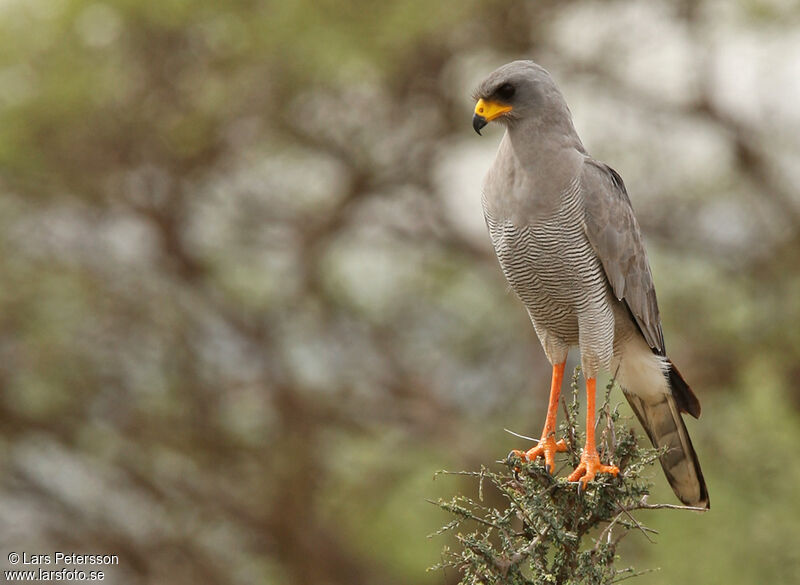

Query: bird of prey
[472,61,708,508]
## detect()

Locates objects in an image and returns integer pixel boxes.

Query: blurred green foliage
[1,0,800,584]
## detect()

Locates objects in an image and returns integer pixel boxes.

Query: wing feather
[581,159,665,354]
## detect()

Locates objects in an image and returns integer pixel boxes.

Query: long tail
[616,341,709,508]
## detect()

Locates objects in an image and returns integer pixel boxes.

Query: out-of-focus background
[1,0,800,583]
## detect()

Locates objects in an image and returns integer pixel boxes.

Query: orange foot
[567,450,619,487]
[510,435,567,474]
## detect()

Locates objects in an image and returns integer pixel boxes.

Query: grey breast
[482,177,612,348]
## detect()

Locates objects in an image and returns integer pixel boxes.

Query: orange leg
[511,361,567,473]
[567,377,619,486]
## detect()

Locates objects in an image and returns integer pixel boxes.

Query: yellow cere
[474,98,512,121]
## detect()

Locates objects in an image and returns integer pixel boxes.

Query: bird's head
[471,60,566,135]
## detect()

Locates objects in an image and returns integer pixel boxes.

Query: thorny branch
[430,371,706,585]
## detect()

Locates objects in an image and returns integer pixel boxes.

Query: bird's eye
[496,83,515,101]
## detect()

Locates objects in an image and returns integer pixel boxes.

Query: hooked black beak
[472,113,488,135]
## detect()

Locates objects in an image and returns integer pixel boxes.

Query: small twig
[612,567,660,583]
[428,519,462,538]
[631,502,708,512]
[599,518,659,535]
[615,500,656,544]
[434,469,485,478]
[507,525,551,564]
[503,428,540,443]
[594,510,625,552]
[502,481,548,528]
[427,499,505,530]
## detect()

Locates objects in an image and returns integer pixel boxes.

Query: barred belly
[483,180,615,374]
